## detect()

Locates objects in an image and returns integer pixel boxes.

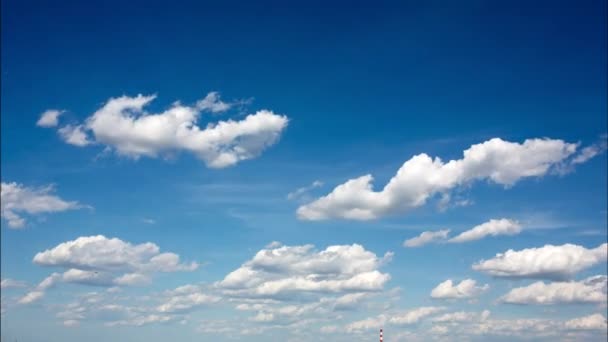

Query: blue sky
[1,0,607,341]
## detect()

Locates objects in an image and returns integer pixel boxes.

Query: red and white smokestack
[380,328,383,342]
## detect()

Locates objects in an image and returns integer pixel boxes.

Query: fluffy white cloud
[297,137,581,220]
[500,275,607,305]
[217,243,392,299]
[432,310,491,323]
[1,182,84,228]
[565,314,607,330]
[36,109,64,127]
[20,236,198,304]
[422,312,607,340]
[156,285,220,313]
[346,306,445,332]
[54,93,288,168]
[33,235,198,273]
[58,124,91,146]
[430,279,489,299]
[449,218,521,243]
[345,314,388,332]
[389,306,446,325]
[472,243,607,280]
[403,229,450,247]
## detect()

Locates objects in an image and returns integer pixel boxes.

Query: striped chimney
[380,328,383,342]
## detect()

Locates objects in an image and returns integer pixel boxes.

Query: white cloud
[345,314,387,332]
[55,93,288,168]
[389,306,446,325]
[346,306,445,332]
[1,278,27,289]
[37,109,64,127]
[472,243,607,280]
[1,182,84,228]
[449,218,521,243]
[430,279,489,299]
[63,319,80,327]
[565,314,607,330]
[500,275,607,305]
[18,273,61,304]
[58,124,91,146]
[217,243,392,299]
[18,291,45,304]
[297,137,581,220]
[403,229,450,247]
[425,312,607,340]
[20,236,198,304]
[571,136,607,164]
[33,235,198,273]
[287,180,323,200]
[432,310,490,323]
[195,91,232,113]
[156,285,220,313]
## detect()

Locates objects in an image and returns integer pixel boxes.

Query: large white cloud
[449,218,521,243]
[472,243,607,280]
[403,229,450,247]
[46,92,288,168]
[217,242,392,299]
[500,275,607,305]
[1,182,84,228]
[430,279,489,299]
[297,137,585,220]
[20,236,198,304]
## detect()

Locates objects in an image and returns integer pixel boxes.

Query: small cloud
[287,180,323,201]
[37,109,65,127]
[142,218,156,224]
[403,229,450,247]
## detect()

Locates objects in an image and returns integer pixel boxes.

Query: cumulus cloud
[432,310,491,323]
[500,275,607,305]
[52,92,288,168]
[156,285,220,313]
[1,182,84,228]
[472,243,607,280]
[217,243,393,299]
[20,236,198,304]
[565,314,607,330]
[58,124,91,146]
[346,306,445,332]
[403,229,450,247]
[449,218,521,243]
[389,306,447,325]
[36,109,64,127]
[430,279,489,299]
[297,137,582,220]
